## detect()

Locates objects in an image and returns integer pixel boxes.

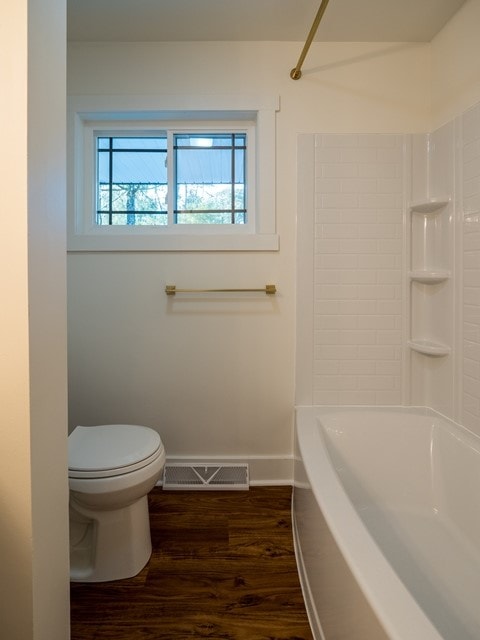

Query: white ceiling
[67,0,466,43]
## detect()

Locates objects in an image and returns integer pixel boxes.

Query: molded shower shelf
[408,339,451,357]
[409,198,450,214]
[409,270,450,284]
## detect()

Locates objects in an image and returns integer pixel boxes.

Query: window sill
[67,233,280,252]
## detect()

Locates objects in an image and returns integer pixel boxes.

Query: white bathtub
[293,406,480,640]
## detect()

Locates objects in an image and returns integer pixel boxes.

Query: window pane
[96,135,167,226]
[234,211,246,224]
[95,132,247,227]
[109,212,167,225]
[174,133,246,224]
[98,137,110,149]
[97,152,110,183]
[176,148,232,186]
[176,183,233,212]
[107,184,168,213]
[111,152,166,184]
[112,137,167,150]
[235,184,245,210]
[234,148,245,183]
[176,212,234,224]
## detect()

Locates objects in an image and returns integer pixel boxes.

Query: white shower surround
[462,103,480,433]
[299,133,404,407]
[296,99,480,431]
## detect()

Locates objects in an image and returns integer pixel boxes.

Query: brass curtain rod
[165,285,276,296]
[290,0,331,80]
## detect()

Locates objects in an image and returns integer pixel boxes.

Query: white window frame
[68,94,279,251]
[90,124,254,234]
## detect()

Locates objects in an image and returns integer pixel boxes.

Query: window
[174,133,246,225]
[95,132,247,227]
[68,95,279,251]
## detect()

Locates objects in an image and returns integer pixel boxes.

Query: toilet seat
[68,424,164,479]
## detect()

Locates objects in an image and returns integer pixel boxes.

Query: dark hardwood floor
[70,486,313,640]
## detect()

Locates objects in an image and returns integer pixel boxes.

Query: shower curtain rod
[290,0,331,80]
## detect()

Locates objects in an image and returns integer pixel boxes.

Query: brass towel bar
[165,284,276,296]
[291,0,331,80]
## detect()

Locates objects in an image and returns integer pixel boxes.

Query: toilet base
[70,495,152,582]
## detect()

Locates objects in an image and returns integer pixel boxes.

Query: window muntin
[95,131,247,227]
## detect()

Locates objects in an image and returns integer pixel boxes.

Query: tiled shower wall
[299,115,480,419]
[313,134,404,405]
[463,104,480,433]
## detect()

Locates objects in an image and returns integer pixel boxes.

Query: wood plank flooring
[70,486,313,640]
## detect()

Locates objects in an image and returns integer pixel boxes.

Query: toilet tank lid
[68,424,162,472]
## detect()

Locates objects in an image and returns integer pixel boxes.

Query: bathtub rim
[294,404,444,640]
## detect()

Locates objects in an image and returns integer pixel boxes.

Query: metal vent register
[162,463,249,490]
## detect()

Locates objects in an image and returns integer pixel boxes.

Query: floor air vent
[162,463,249,490]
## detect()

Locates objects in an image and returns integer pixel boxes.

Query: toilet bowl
[68,424,165,582]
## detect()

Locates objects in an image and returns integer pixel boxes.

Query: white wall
[0,0,69,638]
[430,0,480,431]
[431,0,480,130]
[67,41,430,480]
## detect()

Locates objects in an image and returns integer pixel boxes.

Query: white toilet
[68,423,166,582]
